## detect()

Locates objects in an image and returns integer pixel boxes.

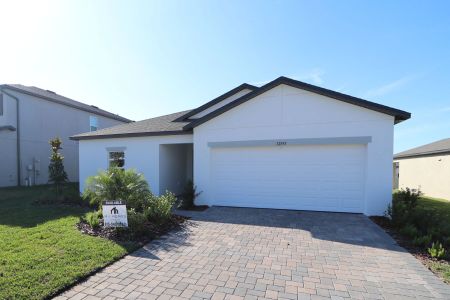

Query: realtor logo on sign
[102,200,128,227]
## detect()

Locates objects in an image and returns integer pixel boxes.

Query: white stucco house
[72,76,411,216]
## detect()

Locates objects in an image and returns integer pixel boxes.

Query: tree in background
[48,137,68,196]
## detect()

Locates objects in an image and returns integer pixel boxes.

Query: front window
[90,116,98,131]
[109,151,125,168]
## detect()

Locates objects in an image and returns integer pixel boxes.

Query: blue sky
[1,0,449,152]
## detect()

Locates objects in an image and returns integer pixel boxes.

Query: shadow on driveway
[176,206,404,252]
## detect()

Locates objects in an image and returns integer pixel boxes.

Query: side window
[0,93,3,116]
[108,151,125,168]
[90,116,98,131]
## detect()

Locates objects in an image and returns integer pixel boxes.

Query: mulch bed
[370,216,449,283]
[77,215,188,246]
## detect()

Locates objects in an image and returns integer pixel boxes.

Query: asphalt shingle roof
[69,76,411,141]
[394,138,450,159]
[71,110,192,140]
[1,84,131,123]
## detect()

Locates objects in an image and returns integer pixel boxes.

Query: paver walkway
[57,207,450,299]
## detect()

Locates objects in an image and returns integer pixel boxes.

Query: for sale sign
[102,200,128,227]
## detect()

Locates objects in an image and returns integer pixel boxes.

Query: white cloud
[364,75,416,98]
[295,68,325,85]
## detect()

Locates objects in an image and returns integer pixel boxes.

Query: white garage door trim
[208,136,372,148]
[209,138,369,213]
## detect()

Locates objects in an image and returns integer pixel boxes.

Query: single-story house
[72,76,411,216]
[394,138,450,200]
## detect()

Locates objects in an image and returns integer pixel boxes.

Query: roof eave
[70,129,193,141]
[394,149,450,159]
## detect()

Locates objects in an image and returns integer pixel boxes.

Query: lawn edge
[47,220,189,300]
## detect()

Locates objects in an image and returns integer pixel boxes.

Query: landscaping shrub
[85,211,101,229]
[146,191,176,225]
[48,137,68,197]
[399,224,419,238]
[83,167,152,211]
[179,180,201,209]
[387,188,422,227]
[413,234,432,247]
[428,242,446,259]
[127,209,148,238]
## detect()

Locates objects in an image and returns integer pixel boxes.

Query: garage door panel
[210,144,366,213]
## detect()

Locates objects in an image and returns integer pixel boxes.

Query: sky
[1,0,449,153]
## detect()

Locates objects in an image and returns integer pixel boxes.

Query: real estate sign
[102,200,128,227]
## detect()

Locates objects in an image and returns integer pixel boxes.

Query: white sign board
[102,200,128,227]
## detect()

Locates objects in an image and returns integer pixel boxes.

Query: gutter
[0,87,21,186]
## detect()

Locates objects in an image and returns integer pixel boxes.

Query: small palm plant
[83,167,152,211]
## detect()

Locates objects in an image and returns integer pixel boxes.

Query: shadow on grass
[0,183,87,228]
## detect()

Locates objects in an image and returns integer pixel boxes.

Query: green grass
[416,196,450,219]
[0,184,139,300]
[417,196,450,283]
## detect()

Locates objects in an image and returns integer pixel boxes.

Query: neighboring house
[394,138,450,200]
[0,84,131,187]
[72,76,410,216]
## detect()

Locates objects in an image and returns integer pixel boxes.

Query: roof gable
[175,83,257,121]
[184,76,411,130]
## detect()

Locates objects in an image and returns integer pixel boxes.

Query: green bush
[145,191,176,225]
[387,188,422,227]
[428,242,446,259]
[85,211,100,229]
[179,180,201,209]
[83,167,152,211]
[399,224,419,238]
[413,234,432,247]
[127,209,148,238]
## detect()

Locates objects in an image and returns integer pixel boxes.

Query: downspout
[0,87,21,186]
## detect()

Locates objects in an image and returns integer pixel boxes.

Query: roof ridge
[1,84,132,123]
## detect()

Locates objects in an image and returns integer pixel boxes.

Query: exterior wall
[78,135,193,195]
[0,90,127,187]
[394,154,450,200]
[190,89,253,119]
[193,84,395,216]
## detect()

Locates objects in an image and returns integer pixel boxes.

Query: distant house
[394,138,450,200]
[0,84,131,187]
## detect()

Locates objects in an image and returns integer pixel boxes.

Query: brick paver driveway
[58,207,450,300]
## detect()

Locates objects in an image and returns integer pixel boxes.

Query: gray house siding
[0,89,128,187]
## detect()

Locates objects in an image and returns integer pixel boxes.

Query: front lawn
[416,196,450,219]
[0,184,139,300]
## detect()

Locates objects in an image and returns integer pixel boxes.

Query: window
[90,116,98,131]
[109,151,125,168]
[0,93,3,116]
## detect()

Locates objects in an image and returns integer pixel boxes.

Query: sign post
[102,200,128,227]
